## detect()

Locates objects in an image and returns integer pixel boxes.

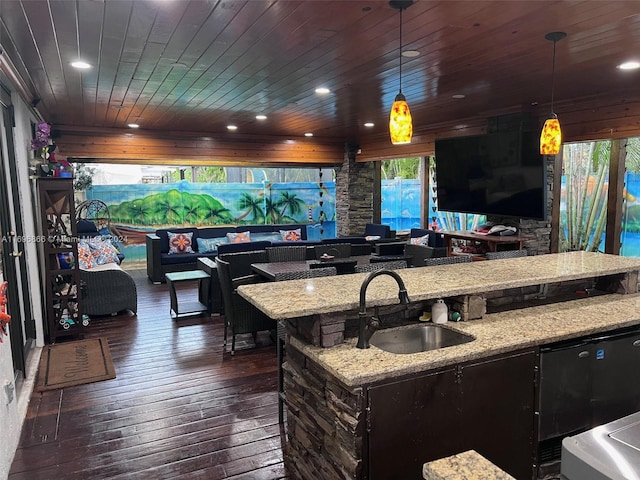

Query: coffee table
[165,270,210,319]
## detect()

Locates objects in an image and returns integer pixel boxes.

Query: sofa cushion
[227,231,251,243]
[249,224,308,240]
[197,236,228,254]
[77,240,94,269]
[364,223,392,239]
[198,226,237,239]
[168,231,195,254]
[252,232,283,242]
[160,252,201,265]
[410,234,430,246]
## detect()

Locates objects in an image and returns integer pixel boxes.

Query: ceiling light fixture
[128,123,139,129]
[71,60,91,69]
[256,114,267,120]
[540,31,566,156]
[227,125,238,131]
[304,133,313,137]
[389,0,414,145]
[364,122,375,127]
[617,61,640,70]
[315,87,330,95]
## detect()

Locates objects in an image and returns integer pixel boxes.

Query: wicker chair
[266,245,308,262]
[215,257,275,355]
[314,243,352,259]
[273,266,337,281]
[273,265,337,423]
[80,264,137,316]
[354,260,407,273]
[485,249,528,260]
[423,255,472,266]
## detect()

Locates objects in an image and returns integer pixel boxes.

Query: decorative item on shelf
[29,121,74,177]
[388,0,414,145]
[431,299,448,324]
[540,31,567,155]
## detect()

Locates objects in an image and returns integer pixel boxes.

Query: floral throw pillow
[226,231,251,243]
[410,234,430,246]
[168,231,194,254]
[280,228,301,241]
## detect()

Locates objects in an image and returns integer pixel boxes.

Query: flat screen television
[434,130,546,220]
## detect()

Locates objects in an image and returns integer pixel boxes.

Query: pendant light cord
[550,40,557,114]
[399,8,403,94]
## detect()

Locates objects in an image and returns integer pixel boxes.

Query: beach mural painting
[85,180,337,262]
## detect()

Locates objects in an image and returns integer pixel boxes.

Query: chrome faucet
[356,269,411,349]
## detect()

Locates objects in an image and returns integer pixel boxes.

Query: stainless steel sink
[370,324,474,354]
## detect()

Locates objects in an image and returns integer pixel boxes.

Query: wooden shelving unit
[443,230,526,260]
[36,178,85,343]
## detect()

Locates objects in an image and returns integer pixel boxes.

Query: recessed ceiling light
[227,125,238,131]
[402,50,420,58]
[169,62,188,68]
[71,61,92,69]
[315,87,330,95]
[111,105,125,110]
[304,132,313,137]
[128,123,139,128]
[617,61,640,70]
[364,122,375,127]
[256,115,267,120]
[452,94,466,99]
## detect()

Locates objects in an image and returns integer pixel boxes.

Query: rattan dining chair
[273,265,337,424]
[354,260,407,273]
[423,255,472,266]
[266,245,308,262]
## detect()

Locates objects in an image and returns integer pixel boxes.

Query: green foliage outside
[381,157,421,179]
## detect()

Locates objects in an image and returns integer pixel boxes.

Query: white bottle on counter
[432,299,448,324]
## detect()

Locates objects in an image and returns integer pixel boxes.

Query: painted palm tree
[182,192,202,225]
[264,197,279,224]
[198,195,233,225]
[236,192,264,223]
[153,189,185,225]
[276,191,304,223]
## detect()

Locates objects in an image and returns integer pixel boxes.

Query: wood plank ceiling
[1,0,639,145]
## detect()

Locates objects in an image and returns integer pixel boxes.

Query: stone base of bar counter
[423,450,515,480]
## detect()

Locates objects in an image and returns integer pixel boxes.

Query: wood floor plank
[9,268,289,479]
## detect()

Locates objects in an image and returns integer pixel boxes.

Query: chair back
[424,255,472,266]
[215,257,235,318]
[266,245,308,262]
[355,260,407,273]
[274,266,337,281]
[485,250,528,260]
[218,250,268,278]
[314,243,351,259]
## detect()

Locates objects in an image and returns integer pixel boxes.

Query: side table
[165,270,210,319]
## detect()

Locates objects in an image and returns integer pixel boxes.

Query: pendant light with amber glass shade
[389,0,414,145]
[540,31,567,155]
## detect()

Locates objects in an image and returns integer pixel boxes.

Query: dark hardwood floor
[9,269,288,479]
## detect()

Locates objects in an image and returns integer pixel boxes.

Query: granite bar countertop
[423,450,514,480]
[290,292,640,386]
[238,251,640,320]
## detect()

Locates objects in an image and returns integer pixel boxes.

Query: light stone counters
[289,292,640,386]
[423,450,515,480]
[238,251,640,320]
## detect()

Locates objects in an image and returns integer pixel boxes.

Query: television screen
[434,131,546,220]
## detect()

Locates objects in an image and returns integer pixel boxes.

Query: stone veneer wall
[335,147,375,237]
[284,345,365,480]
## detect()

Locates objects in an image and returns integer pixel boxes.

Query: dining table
[251,255,374,281]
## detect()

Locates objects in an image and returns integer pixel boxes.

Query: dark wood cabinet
[36,178,85,343]
[366,349,536,480]
[460,350,537,480]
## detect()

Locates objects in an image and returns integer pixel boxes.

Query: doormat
[36,338,116,391]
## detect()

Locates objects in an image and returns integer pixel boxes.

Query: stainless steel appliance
[562,410,640,479]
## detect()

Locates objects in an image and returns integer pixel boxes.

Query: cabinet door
[591,331,640,426]
[367,368,461,480]
[461,350,537,480]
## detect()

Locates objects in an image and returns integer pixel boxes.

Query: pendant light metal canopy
[389,0,414,145]
[540,31,567,155]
